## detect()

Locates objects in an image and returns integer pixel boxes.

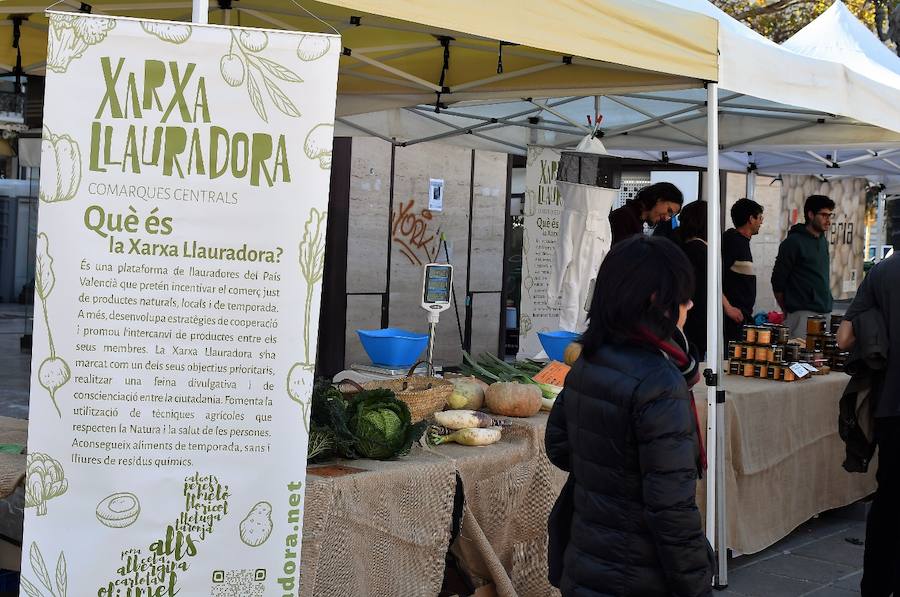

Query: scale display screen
[423,265,452,304]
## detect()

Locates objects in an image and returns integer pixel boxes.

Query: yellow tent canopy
[0,0,718,115]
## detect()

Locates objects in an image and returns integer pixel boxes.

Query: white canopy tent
[335,6,900,583]
[3,0,742,590]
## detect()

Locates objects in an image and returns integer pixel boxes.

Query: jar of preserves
[743,326,758,344]
[757,326,772,345]
[807,315,827,336]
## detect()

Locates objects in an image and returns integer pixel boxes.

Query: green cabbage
[347,389,426,460]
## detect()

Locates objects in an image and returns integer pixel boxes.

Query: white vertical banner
[24,13,339,596]
[517,146,563,359]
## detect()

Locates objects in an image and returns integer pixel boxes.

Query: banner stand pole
[192,0,208,24]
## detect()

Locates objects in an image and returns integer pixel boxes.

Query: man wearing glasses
[772,195,836,338]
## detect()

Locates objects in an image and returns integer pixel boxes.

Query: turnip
[429,426,502,447]
[35,233,69,418]
[287,362,315,433]
[433,410,505,430]
[39,357,70,418]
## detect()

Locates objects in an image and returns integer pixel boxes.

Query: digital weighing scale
[335,263,454,383]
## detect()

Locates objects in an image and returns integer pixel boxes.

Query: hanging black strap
[434,37,451,113]
[12,17,22,89]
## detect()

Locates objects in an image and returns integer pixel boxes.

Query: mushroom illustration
[304,124,334,169]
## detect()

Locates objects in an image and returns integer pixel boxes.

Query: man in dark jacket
[722,198,763,343]
[772,194,834,338]
[837,253,900,597]
[609,182,684,245]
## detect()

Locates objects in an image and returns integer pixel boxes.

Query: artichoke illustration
[297,35,331,61]
[24,453,68,516]
[47,13,115,73]
[287,362,315,432]
[141,22,192,44]
[304,124,334,170]
[299,208,327,364]
[39,127,81,204]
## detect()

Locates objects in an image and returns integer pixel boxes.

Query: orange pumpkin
[485,382,542,417]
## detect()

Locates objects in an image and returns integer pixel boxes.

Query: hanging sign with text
[517,146,563,359]
[24,13,339,596]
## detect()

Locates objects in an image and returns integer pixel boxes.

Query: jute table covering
[696,372,876,555]
[299,372,875,594]
[0,416,27,499]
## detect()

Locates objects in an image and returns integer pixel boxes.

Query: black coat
[546,343,713,597]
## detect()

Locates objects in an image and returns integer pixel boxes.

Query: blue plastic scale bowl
[356,328,429,368]
[537,330,580,362]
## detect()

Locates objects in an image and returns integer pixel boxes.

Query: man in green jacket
[771,195,835,338]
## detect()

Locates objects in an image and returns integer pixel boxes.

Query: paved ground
[0,303,31,419]
[0,303,874,596]
[722,502,869,596]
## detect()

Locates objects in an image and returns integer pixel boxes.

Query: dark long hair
[581,235,695,356]
[678,200,707,242]
[632,182,684,211]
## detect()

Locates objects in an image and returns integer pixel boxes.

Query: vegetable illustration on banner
[25,12,340,596]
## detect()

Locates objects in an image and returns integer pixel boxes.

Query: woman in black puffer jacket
[546,235,713,597]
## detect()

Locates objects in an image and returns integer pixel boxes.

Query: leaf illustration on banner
[263,75,302,118]
[141,21,191,44]
[246,70,267,122]
[56,552,67,597]
[47,13,115,73]
[222,30,303,123]
[251,54,303,83]
[299,208,327,363]
[40,127,81,204]
[19,577,42,597]
[30,542,55,595]
[35,234,55,301]
[35,233,70,417]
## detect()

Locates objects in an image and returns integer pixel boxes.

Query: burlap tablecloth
[0,416,28,499]
[299,415,564,597]
[696,372,877,555]
[300,372,873,593]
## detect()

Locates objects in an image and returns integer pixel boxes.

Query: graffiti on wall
[391,199,442,266]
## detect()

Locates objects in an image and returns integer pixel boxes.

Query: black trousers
[862,416,900,597]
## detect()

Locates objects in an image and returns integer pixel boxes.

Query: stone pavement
[0,303,876,596]
[0,303,30,419]
[719,501,869,596]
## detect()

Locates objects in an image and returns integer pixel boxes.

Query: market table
[300,415,563,597]
[300,370,876,595]
[696,371,877,555]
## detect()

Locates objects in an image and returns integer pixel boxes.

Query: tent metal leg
[705,81,728,589]
[715,395,728,588]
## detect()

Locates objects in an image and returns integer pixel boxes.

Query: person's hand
[725,304,744,324]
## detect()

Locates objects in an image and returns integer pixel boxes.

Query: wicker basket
[360,361,453,423]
